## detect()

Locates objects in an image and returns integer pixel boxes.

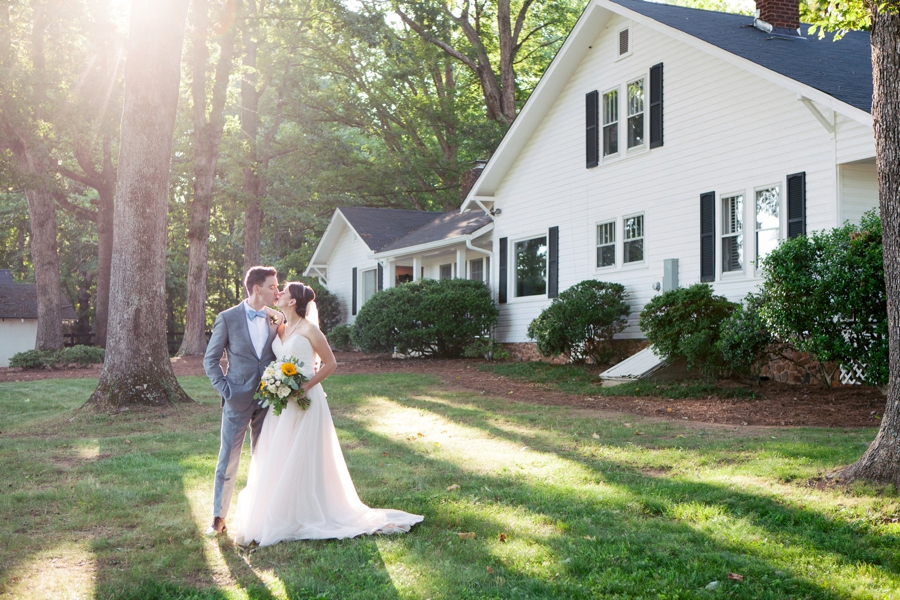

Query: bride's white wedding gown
[232,333,423,546]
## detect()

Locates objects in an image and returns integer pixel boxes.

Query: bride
[231,282,423,546]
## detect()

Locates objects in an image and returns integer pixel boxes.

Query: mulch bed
[0,352,886,428]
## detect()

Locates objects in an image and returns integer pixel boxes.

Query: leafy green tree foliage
[758,211,887,386]
[717,292,773,380]
[639,284,738,377]
[307,280,342,335]
[527,280,630,365]
[352,278,498,358]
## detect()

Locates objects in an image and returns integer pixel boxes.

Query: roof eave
[373,222,495,259]
[303,209,370,277]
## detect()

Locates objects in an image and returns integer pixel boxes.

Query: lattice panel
[840,361,865,385]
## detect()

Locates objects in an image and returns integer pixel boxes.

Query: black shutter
[700,192,715,283]
[787,172,806,238]
[548,226,559,298]
[649,63,663,149]
[586,91,599,168]
[498,237,508,304]
[351,267,357,315]
[377,263,383,291]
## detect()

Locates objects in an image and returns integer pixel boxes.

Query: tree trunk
[93,179,114,348]
[240,0,263,278]
[24,183,63,350]
[837,6,900,486]
[86,0,192,409]
[178,0,236,356]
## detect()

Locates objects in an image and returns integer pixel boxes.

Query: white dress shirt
[244,301,268,358]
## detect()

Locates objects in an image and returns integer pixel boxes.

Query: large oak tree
[87,0,192,409]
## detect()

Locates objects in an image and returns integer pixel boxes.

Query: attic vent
[618,28,630,56]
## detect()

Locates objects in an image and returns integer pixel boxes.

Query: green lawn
[1,372,898,599]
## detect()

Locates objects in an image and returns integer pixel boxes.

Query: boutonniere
[269,313,280,326]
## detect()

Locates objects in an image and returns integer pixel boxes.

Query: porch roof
[376,210,493,255]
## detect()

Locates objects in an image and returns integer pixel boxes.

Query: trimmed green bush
[8,349,58,369]
[639,283,738,377]
[463,337,511,361]
[327,324,355,351]
[717,292,773,379]
[351,278,499,358]
[526,280,630,365]
[58,345,105,366]
[307,281,342,335]
[758,210,886,386]
[9,345,105,370]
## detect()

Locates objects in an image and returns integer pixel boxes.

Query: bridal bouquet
[255,356,310,415]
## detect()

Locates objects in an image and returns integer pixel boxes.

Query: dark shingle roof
[338,206,443,252]
[612,0,872,113]
[0,283,78,320]
[0,269,12,284]
[379,211,493,253]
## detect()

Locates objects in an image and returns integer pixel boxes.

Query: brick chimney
[754,0,801,36]
[460,159,487,203]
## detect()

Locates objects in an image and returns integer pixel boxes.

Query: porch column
[412,256,421,281]
[386,259,395,289]
[456,247,466,279]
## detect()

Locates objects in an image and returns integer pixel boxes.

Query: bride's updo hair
[285,282,316,318]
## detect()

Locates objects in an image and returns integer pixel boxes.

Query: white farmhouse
[460,0,876,345]
[0,269,78,366]
[305,207,491,323]
[306,0,877,353]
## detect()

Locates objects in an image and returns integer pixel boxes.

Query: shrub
[352,278,499,358]
[8,349,58,369]
[526,280,630,365]
[327,324,355,352]
[717,292,773,379]
[307,281,342,335]
[58,345,105,366]
[638,283,738,377]
[758,210,887,386]
[463,337,511,361]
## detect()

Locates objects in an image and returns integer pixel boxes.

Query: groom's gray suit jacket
[204,303,279,411]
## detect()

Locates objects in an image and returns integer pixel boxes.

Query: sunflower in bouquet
[255,356,310,415]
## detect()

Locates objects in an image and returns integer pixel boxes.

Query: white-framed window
[361,268,377,305]
[755,186,780,264]
[514,236,548,297]
[623,214,644,264]
[596,221,616,268]
[602,88,619,157]
[627,78,645,149]
[469,257,486,283]
[439,264,453,280]
[722,193,744,273]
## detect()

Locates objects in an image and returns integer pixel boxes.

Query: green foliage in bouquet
[255,357,310,415]
[351,278,499,358]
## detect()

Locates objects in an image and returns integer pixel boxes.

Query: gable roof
[338,206,442,252]
[612,0,872,113]
[0,283,78,320]
[463,0,873,207]
[377,210,493,254]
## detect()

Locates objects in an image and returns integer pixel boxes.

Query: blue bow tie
[247,308,267,320]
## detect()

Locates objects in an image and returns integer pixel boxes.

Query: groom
[203,266,282,535]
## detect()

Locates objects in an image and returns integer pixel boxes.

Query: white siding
[840,161,879,225]
[322,223,379,325]
[489,17,864,343]
[835,115,875,164]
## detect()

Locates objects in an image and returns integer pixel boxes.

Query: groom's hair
[244,266,277,295]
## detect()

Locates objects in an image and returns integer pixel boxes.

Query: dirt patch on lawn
[0,352,886,428]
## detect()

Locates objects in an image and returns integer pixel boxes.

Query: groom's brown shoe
[205,517,227,536]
